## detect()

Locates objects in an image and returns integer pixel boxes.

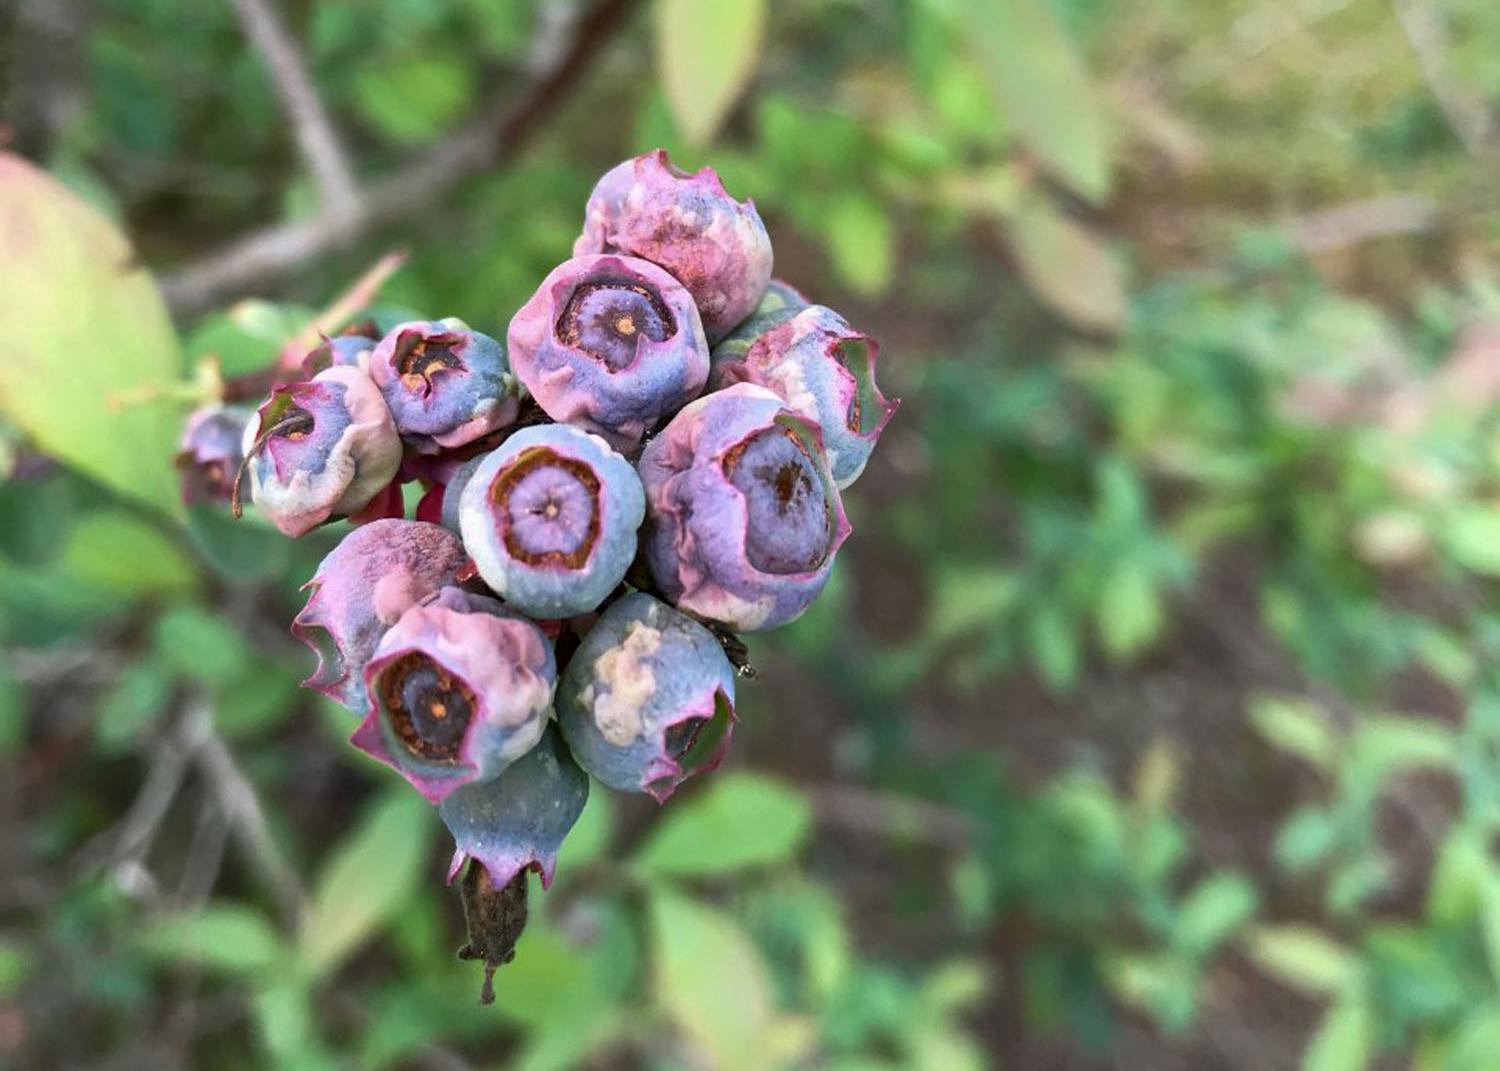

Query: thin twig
[225,0,359,216]
[1391,0,1493,156]
[806,784,973,849]
[1289,193,1440,252]
[162,0,641,317]
[193,712,309,928]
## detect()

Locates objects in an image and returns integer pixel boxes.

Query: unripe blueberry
[352,587,556,804]
[557,593,736,802]
[574,150,773,342]
[300,321,381,377]
[639,383,850,630]
[458,423,645,618]
[753,278,810,319]
[438,725,588,890]
[240,365,402,537]
[292,519,469,711]
[369,320,519,454]
[507,254,708,450]
[711,305,897,487]
[177,404,251,505]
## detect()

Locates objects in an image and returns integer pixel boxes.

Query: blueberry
[437,724,588,890]
[507,253,709,450]
[177,403,251,506]
[574,150,773,342]
[369,319,519,454]
[292,519,470,712]
[711,304,897,487]
[352,587,556,803]
[556,593,736,801]
[458,423,645,618]
[639,383,850,630]
[240,365,402,537]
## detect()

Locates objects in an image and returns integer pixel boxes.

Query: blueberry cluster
[177,150,897,996]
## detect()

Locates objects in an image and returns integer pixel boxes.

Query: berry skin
[574,150,773,342]
[292,519,469,712]
[177,403,251,505]
[438,724,588,891]
[557,592,736,802]
[711,304,897,488]
[369,320,519,454]
[639,383,851,631]
[506,253,709,450]
[352,587,556,804]
[752,278,811,319]
[458,423,645,619]
[241,365,403,537]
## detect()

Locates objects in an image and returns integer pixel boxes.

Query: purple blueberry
[458,423,645,618]
[177,403,251,505]
[239,365,402,537]
[369,319,518,454]
[557,593,736,802]
[506,253,709,450]
[292,519,469,711]
[352,587,556,804]
[711,305,897,487]
[438,725,588,890]
[574,150,773,342]
[639,383,851,630]
[300,321,381,377]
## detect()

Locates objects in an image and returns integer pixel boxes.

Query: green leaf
[0,664,22,756]
[633,773,812,878]
[152,606,250,683]
[1442,505,1500,576]
[1302,990,1371,1071]
[650,890,786,1071]
[0,938,31,997]
[1173,872,1258,957]
[822,194,894,296]
[1246,926,1357,996]
[654,0,766,146]
[0,153,183,515]
[1249,695,1335,769]
[137,904,284,974]
[353,57,475,145]
[958,0,1111,201]
[298,790,432,979]
[60,510,198,599]
[1096,561,1163,659]
[1352,715,1456,776]
[1008,193,1125,332]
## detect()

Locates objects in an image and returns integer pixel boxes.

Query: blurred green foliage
[6,0,1500,1068]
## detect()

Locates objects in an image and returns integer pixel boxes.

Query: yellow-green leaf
[298,790,432,979]
[1008,193,1125,332]
[138,904,285,975]
[0,154,183,516]
[632,773,812,878]
[60,510,198,599]
[650,890,793,1071]
[654,0,767,146]
[958,0,1111,202]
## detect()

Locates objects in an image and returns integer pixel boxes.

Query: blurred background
[5,0,1500,1068]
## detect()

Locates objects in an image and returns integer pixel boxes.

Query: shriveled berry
[353,587,556,803]
[557,593,736,801]
[574,150,772,342]
[639,383,850,630]
[438,724,588,889]
[711,304,897,487]
[507,254,708,450]
[292,519,469,711]
[370,320,519,454]
[458,423,644,618]
[239,365,402,537]
[177,404,251,505]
